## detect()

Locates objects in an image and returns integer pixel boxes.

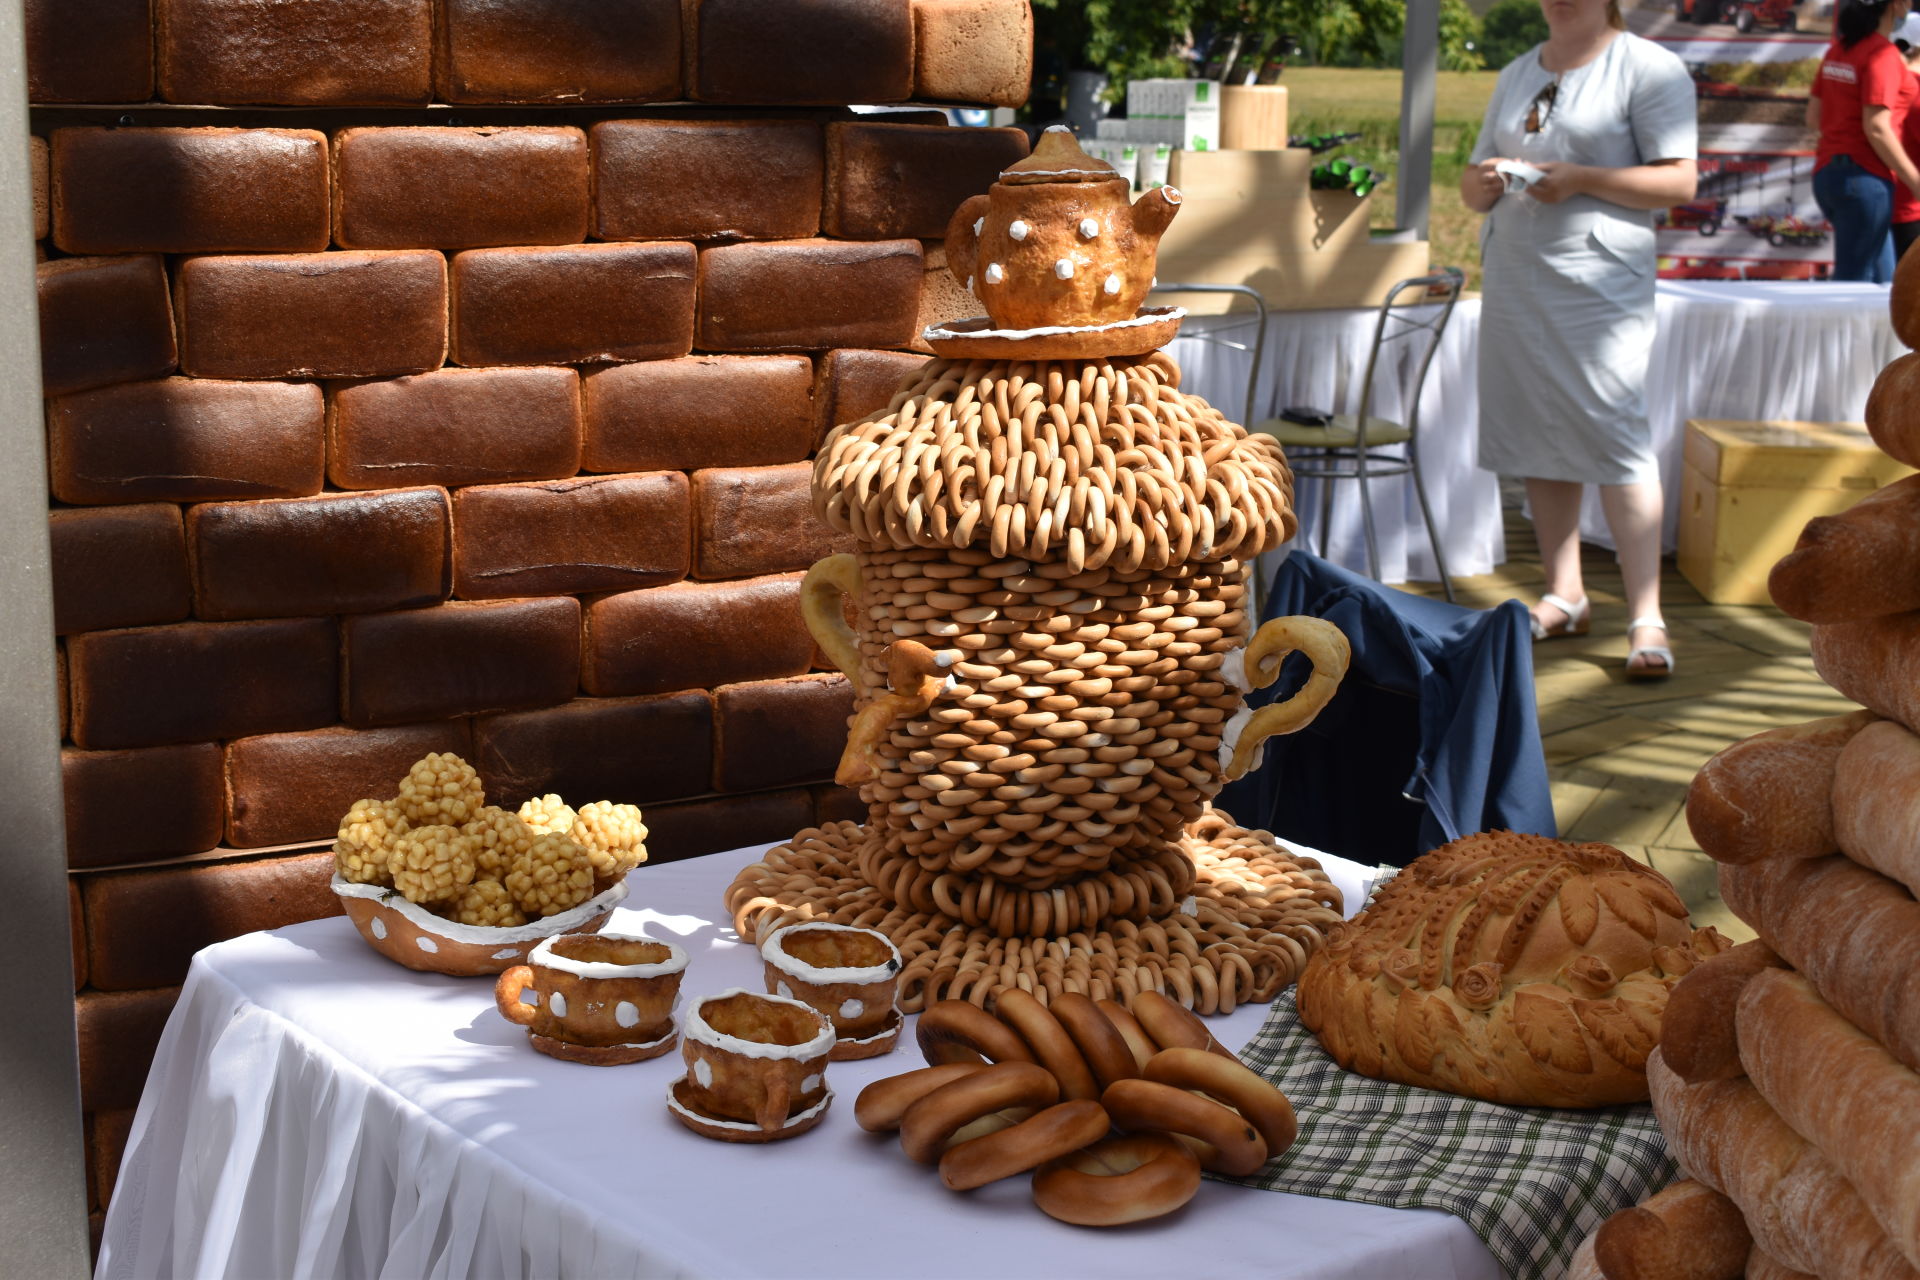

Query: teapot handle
[943,194,991,297]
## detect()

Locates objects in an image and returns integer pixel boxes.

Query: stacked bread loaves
[1568,258,1920,1280]
[1296,829,1728,1107]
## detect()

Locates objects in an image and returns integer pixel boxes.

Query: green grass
[1281,68,1499,290]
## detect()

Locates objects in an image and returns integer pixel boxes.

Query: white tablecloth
[1166,280,1904,581]
[97,843,1504,1280]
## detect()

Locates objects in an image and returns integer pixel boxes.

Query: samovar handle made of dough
[1223,616,1352,782]
[801,554,948,787]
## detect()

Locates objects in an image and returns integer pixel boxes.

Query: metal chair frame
[1147,282,1269,429]
[1287,268,1465,603]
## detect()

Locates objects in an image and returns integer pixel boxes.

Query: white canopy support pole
[0,0,90,1270]
[1399,0,1439,239]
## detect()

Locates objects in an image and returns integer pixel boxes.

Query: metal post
[1399,0,1439,239]
[0,0,90,1270]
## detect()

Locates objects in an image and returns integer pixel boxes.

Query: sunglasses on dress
[1525,79,1558,134]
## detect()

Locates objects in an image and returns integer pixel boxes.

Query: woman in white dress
[1463,0,1698,678]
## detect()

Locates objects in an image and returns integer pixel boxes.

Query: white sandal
[1626,616,1673,681]
[1529,593,1590,641]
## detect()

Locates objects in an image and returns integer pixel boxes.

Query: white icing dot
[839,998,865,1020]
[972,216,984,236]
[1054,258,1074,280]
[616,1001,641,1028]
[966,275,974,293]
[693,1057,714,1089]
[1104,273,1121,296]
[370,917,388,941]
[1008,220,1030,241]
[802,1074,822,1094]
[984,262,1004,285]
[1079,218,1100,239]
[777,981,794,1000]
[414,935,437,953]
[550,991,568,1019]
[491,947,520,960]
[1151,275,1159,288]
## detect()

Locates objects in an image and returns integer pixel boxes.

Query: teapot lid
[998,125,1127,187]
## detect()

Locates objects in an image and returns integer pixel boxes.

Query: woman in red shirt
[1810,0,1920,281]
[1891,15,1920,257]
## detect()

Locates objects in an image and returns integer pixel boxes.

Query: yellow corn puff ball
[334,798,407,885]
[389,824,479,906]
[463,805,535,881]
[572,800,650,879]
[451,879,527,928]
[505,833,596,917]
[397,752,485,827]
[517,793,576,836]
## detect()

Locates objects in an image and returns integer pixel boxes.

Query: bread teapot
[943,125,1181,332]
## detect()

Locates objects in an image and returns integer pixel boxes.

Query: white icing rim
[545,1023,676,1054]
[684,987,836,1061]
[761,922,901,987]
[530,932,688,980]
[923,307,1186,343]
[1217,703,1257,773]
[1219,646,1253,695]
[666,1078,834,1134]
[331,872,628,946]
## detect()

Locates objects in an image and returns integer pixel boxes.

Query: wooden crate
[1677,418,1915,605]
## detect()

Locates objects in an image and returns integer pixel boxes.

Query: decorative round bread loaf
[1297,830,1731,1107]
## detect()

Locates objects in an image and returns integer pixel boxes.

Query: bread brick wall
[32,0,1032,1214]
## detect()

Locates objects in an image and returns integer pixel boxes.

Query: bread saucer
[666,1075,833,1143]
[528,1025,676,1066]
[828,1008,903,1061]
[921,306,1184,360]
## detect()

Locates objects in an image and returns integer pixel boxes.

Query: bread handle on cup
[495,966,538,1026]
[801,554,865,684]
[1224,616,1351,781]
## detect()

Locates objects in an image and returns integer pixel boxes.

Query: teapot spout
[1130,185,1183,241]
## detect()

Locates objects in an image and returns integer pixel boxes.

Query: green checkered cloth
[1222,989,1677,1280]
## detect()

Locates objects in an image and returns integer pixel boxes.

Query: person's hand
[1468,158,1508,206]
[1529,161,1589,204]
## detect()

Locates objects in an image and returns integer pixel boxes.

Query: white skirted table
[1166,280,1904,583]
[97,842,1504,1280]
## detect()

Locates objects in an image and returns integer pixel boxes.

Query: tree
[1439,0,1486,72]
[1479,0,1549,71]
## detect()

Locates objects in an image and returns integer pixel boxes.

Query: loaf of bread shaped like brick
[1684,711,1873,864]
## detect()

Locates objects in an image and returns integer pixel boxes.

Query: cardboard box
[1677,418,1916,605]
[1124,79,1221,152]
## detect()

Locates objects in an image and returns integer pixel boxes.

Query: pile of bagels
[855,989,1296,1226]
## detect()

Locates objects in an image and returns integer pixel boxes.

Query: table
[1166,280,1904,584]
[98,843,1505,1280]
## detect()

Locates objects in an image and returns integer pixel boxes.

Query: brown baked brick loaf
[52,127,330,255]
[328,366,580,490]
[582,355,815,472]
[591,119,824,242]
[450,242,694,366]
[332,126,590,250]
[911,242,980,354]
[472,690,712,809]
[156,0,431,105]
[1736,969,1920,1268]
[62,743,225,868]
[223,721,471,848]
[37,255,177,397]
[581,572,813,697]
[49,504,191,636]
[1659,939,1785,1085]
[436,0,681,103]
[82,852,340,991]
[451,472,690,598]
[1866,352,1920,469]
[1809,611,1920,729]
[75,987,180,1111]
[691,462,846,579]
[1296,829,1730,1107]
[1832,719,1920,898]
[342,597,580,727]
[51,377,324,505]
[187,487,452,621]
[176,250,447,379]
[1683,711,1873,865]
[687,0,913,104]
[823,122,1028,239]
[1647,1052,1915,1280]
[68,617,338,750]
[812,348,926,447]
[642,787,815,864]
[31,136,47,240]
[912,0,1032,107]
[26,0,153,102]
[1768,475,1920,624]
[697,239,922,351]
[1588,1179,1753,1280]
[713,674,852,792]
[1719,854,1920,1075]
